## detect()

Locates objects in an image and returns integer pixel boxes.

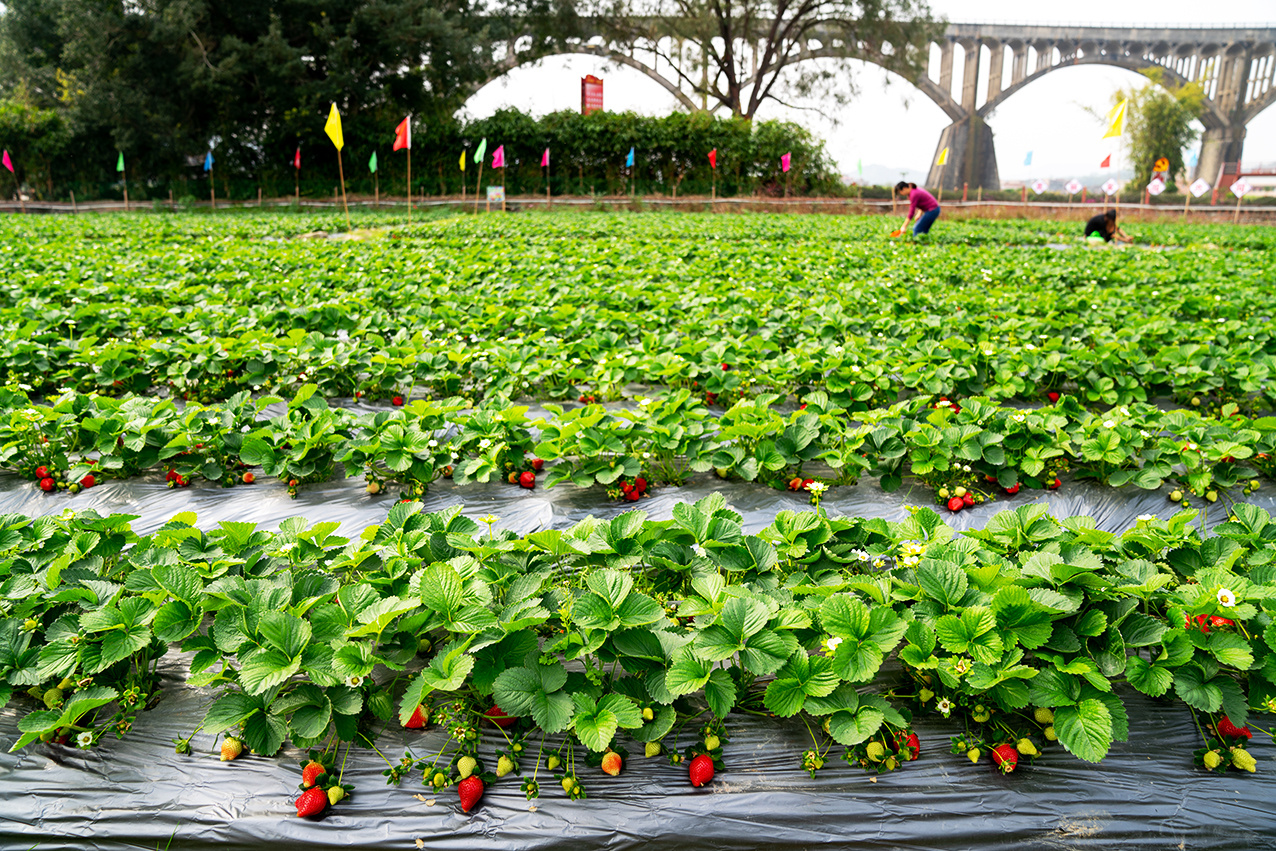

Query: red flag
[393,117,411,151]
[1100,154,1111,169]
[541,148,549,168]
[708,148,717,169]
[780,152,791,173]
[292,147,301,169]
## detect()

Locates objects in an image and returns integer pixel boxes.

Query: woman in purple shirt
[895,181,941,236]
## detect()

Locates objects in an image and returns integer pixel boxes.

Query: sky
[462,0,1276,183]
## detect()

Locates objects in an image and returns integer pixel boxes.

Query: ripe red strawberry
[801,478,814,489]
[788,477,803,491]
[34,465,49,479]
[519,471,536,489]
[531,458,544,471]
[484,705,516,728]
[894,731,920,761]
[625,490,640,502]
[301,760,327,789]
[620,480,633,493]
[39,477,55,492]
[1208,616,1235,628]
[1046,392,1060,403]
[392,395,404,406]
[404,704,428,729]
[80,474,95,488]
[688,753,714,787]
[1005,483,1020,494]
[962,493,974,507]
[634,476,647,492]
[947,496,964,512]
[721,363,730,371]
[1217,716,1253,740]
[1048,478,1061,490]
[295,787,328,818]
[458,775,484,813]
[991,743,1018,773]
[242,472,255,484]
[601,751,622,776]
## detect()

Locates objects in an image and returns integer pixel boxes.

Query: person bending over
[1084,209,1131,244]
[895,181,941,236]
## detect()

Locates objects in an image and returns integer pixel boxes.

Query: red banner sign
[581,75,604,115]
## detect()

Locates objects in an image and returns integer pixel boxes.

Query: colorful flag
[204,151,213,172]
[116,152,125,172]
[369,151,377,173]
[1024,151,1033,166]
[1102,99,1127,139]
[541,148,549,168]
[474,138,487,164]
[708,148,717,169]
[293,147,301,169]
[857,159,863,176]
[393,116,411,152]
[459,149,467,172]
[1,150,11,173]
[780,152,791,173]
[1100,154,1112,169]
[625,147,634,168]
[325,103,344,150]
[492,145,505,169]
[936,147,949,166]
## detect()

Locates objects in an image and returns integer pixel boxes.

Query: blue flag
[626,147,634,168]
[204,151,214,172]
[1024,151,1032,166]
[1189,150,1199,168]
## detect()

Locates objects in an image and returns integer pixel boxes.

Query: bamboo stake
[335,149,350,229]
[70,190,77,213]
[475,160,485,214]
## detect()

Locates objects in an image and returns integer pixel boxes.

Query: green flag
[475,138,487,163]
[116,152,125,172]
[856,159,862,176]
[369,151,377,174]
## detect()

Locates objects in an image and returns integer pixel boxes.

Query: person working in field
[1084,210,1132,244]
[894,181,941,237]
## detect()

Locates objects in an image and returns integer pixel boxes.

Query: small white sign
[1065,179,1083,195]
[486,186,506,201]
[1031,179,1048,194]
[1189,178,1211,198]
[1231,179,1253,199]
[1102,178,1120,196]
[1146,177,1166,196]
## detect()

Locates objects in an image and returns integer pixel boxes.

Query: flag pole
[546,158,550,208]
[295,163,300,206]
[475,160,484,214]
[121,163,130,212]
[407,146,412,223]
[501,164,506,213]
[374,167,379,208]
[336,148,350,228]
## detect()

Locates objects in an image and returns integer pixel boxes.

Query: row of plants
[0,497,1271,818]
[2,213,1276,407]
[3,385,1273,506]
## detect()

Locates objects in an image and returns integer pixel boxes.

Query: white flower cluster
[898,540,926,568]
[805,481,828,497]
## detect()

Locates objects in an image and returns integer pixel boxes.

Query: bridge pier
[927,115,1000,192]
[1196,123,1246,186]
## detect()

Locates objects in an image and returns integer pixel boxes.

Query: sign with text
[1102,178,1120,196]
[486,186,505,202]
[1231,178,1253,199]
[1146,177,1166,196]
[1031,179,1048,194]
[1065,179,1083,195]
[1189,178,1211,198]
[581,75,604,115]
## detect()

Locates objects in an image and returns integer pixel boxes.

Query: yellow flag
[325,103,344,151]
[936,147,949,166]
[1102,99,1127,139]
[459,149,466,172]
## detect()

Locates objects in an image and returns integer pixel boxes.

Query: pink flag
[1,150,11,173]
[541,148,549,168]
[781,152,791,173]
[492,145,505,169]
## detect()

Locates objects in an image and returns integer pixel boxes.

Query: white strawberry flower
[1025,344,1036,351]
[825,636,843,654]
[806,481,828,496]
[692,544,707,558]
[1217,588,1237,608]
[1103,420,1115,429]
[76,732,93,748]
[427,440,438,448]
[336,330,349,341]
[1011,413,1026,423]
[1136,514,1156,523]
[346,675,363,687]
[936,698,953,717]
[478,438,492,449]
[638,398,651,407]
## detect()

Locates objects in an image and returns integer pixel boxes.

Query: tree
[1116,68,1205,192]
[591,0,940,120]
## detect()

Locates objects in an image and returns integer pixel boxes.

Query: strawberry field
[2,210,1275,849]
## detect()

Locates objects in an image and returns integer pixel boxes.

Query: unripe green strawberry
[919,687,934,703]
[431,772,446,788]
[496,756,514,778]
[327,786,347,805]
[1016,738,1039,756]
[644,742,662,758]
[866,741,886,762]
[560,776,576,793]
[546,755,561,771]
[1169,489,1183,502]
[641,707,654,721]
[884,756,898,771]
[456,756,477,779]
[43,687,64,708]
[967,748,981,764]
[704,734,720,751]
[1203,750,1222,770]
[1043,726,1057,741]
[1033,707,1054,725]
[1231,747,1257,773]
